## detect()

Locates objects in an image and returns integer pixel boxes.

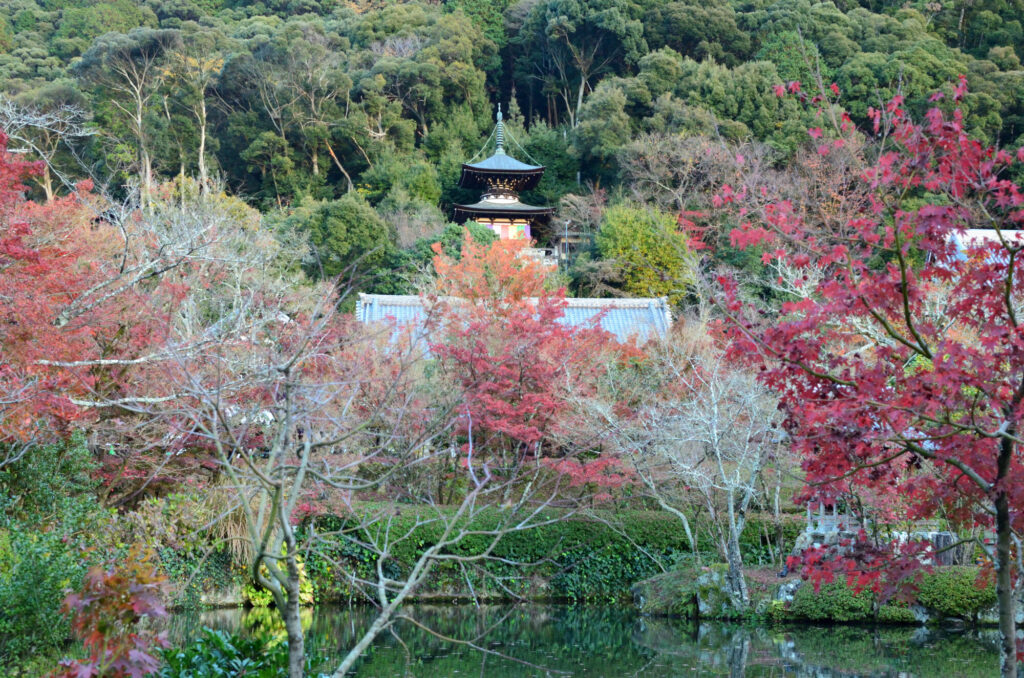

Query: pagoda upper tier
[453,106,553,241]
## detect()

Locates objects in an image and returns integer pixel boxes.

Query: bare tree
[617,134,738,212]
[164,34,223,190]
[74,29,182,209]
[119,293,579,677]
[0,94,91,201]
[590,323,780,610]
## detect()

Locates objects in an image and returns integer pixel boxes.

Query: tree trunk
[40,166,54,203]
[332,557,437,677]
[725,498,749,609]
[573,75,587,129]
[333,601,394,677]
[325,140,354,193]
[141,148,153,210]
[997,437,1018,678]
[727,628,750,678]
[283,548,306,678]
[135,96,150,210]
[725,531,749,610]
[197,98,208,190]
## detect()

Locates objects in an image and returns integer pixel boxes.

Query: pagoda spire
[495,104,505,155]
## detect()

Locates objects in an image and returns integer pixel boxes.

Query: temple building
[453,107,553,243]
[355,102,672,345]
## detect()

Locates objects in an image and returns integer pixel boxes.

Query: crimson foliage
[720,79,1024,673]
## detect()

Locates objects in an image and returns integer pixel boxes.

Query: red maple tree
[0,130,261,498]
[720,79,1024,675]
[52,545,169,678]
[0,132,101,447]
[429,235,637,487]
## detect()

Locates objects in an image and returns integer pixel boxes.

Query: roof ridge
[359,294,668,306]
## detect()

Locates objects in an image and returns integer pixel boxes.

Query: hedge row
[306,508,804,603]
[786,567,997,624]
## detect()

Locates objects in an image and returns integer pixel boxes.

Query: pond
[168,604,1000,677]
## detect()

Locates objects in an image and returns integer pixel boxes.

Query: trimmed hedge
[789,580,874,622]
[915,567,996,621]
[307,508,803,603]
[785,567,996,624]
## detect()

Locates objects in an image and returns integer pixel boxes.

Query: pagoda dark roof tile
[463,151,543,173]
[454,198,553,214]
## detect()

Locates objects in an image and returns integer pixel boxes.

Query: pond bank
[171,509,805,608]
[631,564,1017,627]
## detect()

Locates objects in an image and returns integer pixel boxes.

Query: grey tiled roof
[454,198,553,213]
[355,294,672,345]
[463,150,543,173]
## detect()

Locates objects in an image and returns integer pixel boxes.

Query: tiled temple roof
[355,294,672,345]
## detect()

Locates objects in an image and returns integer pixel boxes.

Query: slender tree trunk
[573,75,587,128]
[197,98,208,190]
[135,98,150,209]
[283,580,305,677]
[141,148,153,208]
[325,140,353,193]
[331,551,438,677]
[724,531,749,609]
[996,437,1018,678]
[727,629,750,678]
[40,166,54,203]
[283,542,306,678]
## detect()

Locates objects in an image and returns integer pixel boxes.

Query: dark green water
[169,604,999,677]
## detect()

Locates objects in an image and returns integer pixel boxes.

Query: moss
[695,564,744,619]
[670,588,699,617]
[631,567,699,616]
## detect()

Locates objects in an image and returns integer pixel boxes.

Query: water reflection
[167,604,999,677]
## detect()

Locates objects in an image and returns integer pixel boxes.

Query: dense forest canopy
[0,0,1022,297]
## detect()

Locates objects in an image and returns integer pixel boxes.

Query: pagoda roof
[458,156,545,191]
[463,150,543,173]
[458,105,546,190]
[453,198,553,223]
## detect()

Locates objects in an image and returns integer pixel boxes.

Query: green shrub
[785,567,997,625]
[0,527,87,661]
[161,628,324,678]
[159,547,238,610]
[0,434,113,666]
[0,432,98,522]
[241,550,314,608]
[876,602,918,624]
[916,567,996,620]
[764,599,788,624]
[788,579,874,622]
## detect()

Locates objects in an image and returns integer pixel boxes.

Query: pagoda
[453,106,554,242]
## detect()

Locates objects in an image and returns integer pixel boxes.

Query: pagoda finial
[495,104,505,155]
